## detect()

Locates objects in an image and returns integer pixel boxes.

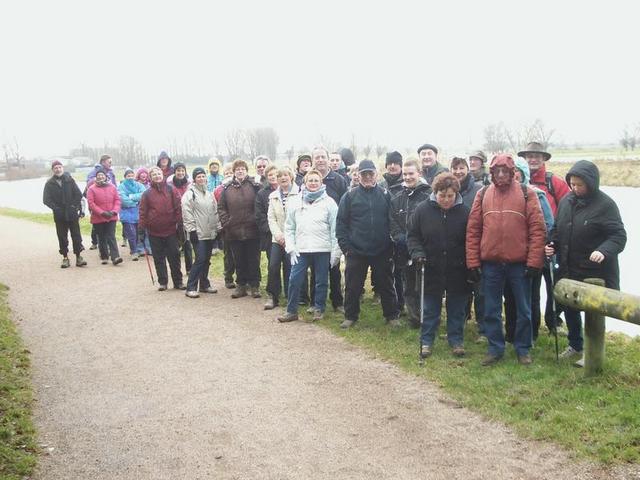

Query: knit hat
[358,159,377,173]
[192,167,206,180]
[468,150,487,164]
[339,148,356,167]
[51,160,63,169]
[385,151,403,167]
[173,162,186,173]
[123,168,134,178]
[296,154,311,168]
[417,143,438,155]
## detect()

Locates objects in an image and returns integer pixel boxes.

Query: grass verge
[0,284,38,479]
[0,207,120,237]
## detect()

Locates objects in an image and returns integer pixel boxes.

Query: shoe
[387,318,402,329]
[185,290,200,298]
[231,285,248,298]
[340,319,356,329]
[452,345,466,357]
[101,259,109,265]
[89,244,98,250]
[199,287,218,294]
[61,257,70,268]
[372,293,381,305]
[75,255,87,267]
[121,240,127,247]
[559,346,582,360]
[334,305,345,314]
[517,354,533,365]
[250,286,262,298]
[277,312,299,323]
[264,298,276,310]
[481,353,503,366]
[112,257,123,266]
[158,284,168,291]
[225,281,236,289]
[131,254,139,262]
[420,344,432,359]
[474,335,487,344]
[174,283,187,290]
[574,355,585,368]
[298,299,308,306]
[312,310,324,321]
[306,306,317,314]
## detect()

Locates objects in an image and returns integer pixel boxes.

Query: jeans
[344,247,399,322]
[564,306,584,352]
[137,226,151,254]
[122,222,138,255]
[94,221,120,261]
[309,261,344,309]
[420,292,468,347]
[267,243,290,303]
[149,234,183,287]
[287,252,330,314]
[186,238,213,292]
[482,262,532,357]
[55,219,84,256]
[229,238,260,287]
[466,278,485,335]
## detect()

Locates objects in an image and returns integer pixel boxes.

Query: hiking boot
[264,298,276,310]
[451,345,466,357]
[574,355,585,368]
[89,244,97,250]
[306,306,317,314]
[75,255,87,267]
[101,259,109,265]
[250,286,262,298]
[312,310,324,321]
[334,305,345,314]
[225,281,236,289]
[231,285,248,298]
[199,286,218,294]
[61,257,70,268]
[277,312,299,323]
[121,239,127,248]
[185,290,200,298]
[340,319,356,329]
[559,346,582,360]
[387,318,402,329]
[112,257,123,266]
[474,335,487,344]
[130,254,139,262]
[420,344,432,359]
[481,353,503,366]
[174,283,187,290]
[158,284,168,291]
[518,354,533,366]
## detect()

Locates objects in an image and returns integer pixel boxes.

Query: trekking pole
[418,262,426,366]
[547,255,559,362]
[144,247,155,285]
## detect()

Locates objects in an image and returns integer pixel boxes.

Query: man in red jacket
[466,154,546,366]
[139,166,185,291]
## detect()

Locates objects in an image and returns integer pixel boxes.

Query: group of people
[43,141,627,367]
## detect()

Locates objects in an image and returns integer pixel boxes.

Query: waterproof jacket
[285,191,340,260]
[529,163,570,216]
[408,193,471,295]
[181,184,221,241]
[322,170,348,205]
[43,173,83,222]
[206,159,223,191]
[421,162,448,185]
[466,156,546,269]
[471,167,491,186]
[217,176,261,241]
[87,182,121,225]
[255,184,277,251]
[294,171,305,187]
[458,174,483,209]
[86,163,117,187]
[336,184,392,257]
[389,181,432,265]
[139,182,182,237]
[551,160,626,290]
[379,173,404,198]
[267,184,300,244]
[117,179,146,224]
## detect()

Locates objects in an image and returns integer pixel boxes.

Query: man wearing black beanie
[417,143,448,186]
[379,151,404,198]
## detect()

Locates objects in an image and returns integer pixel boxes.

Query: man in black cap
[417,143,448,185]
[378,151,404,198]
[294,154,312,187]
[336,159,400,329]
[468,150,490,185]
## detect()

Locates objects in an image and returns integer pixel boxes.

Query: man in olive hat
[469,150,490,186]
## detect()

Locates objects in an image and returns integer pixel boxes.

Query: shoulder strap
[545,171,555,197]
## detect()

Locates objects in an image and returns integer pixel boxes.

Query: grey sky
[1,0,638,158]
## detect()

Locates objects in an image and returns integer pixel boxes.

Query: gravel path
[0,215,636,480]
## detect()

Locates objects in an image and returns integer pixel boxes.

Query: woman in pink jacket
[88,168,123,265]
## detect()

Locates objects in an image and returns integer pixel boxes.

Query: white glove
[289,251,300,266]
[330,253,340,268]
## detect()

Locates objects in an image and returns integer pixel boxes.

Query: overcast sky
[1,0,638,158]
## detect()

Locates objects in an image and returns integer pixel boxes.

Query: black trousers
[91,224,98,246]
[149,234,183,287]
[267,243,290,302]
[401,263,421,328]
[344,247,399,322]
[222,237,236,283]
[229,238,260,287]
[94,221,119,261]
[55,219,84,256]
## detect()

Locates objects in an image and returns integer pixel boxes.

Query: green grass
[0,207,122,237]
[0,285,38,479]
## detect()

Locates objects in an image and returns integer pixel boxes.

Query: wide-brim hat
[517,142,551,161]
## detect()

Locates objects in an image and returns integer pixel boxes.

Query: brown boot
[250,286,262,298]
[231,285,248,298]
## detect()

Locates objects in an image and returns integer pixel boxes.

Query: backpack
[531,171,555,199]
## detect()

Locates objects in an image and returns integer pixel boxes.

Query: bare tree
[362,144,372,159]
[225,129,246,161]
[483,123,509,154]
[2,138,23,166]
[506,119,556,151]
[375,144,386,160]
[285,146,295,162]
[620,125,638,151]
[245,127,279,163]
[318,134,339,153]
[350,133,358,161]
[119,135,148,168]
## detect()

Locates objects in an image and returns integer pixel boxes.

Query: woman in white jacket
[182,167,221,298]
[264,167,300,310]
[278,170,341,323]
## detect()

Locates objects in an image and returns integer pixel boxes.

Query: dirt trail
[0,215,634,480]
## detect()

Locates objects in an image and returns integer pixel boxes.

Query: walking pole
[418,262,426,366]
[547,255,559,362]
[144,247,156,285]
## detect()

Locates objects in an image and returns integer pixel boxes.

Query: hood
[489,154,515,186]
[566,160,599,194]
[429,191,464,207]
[157,151,172,167]
[514,157,530,185]
[207,158,221,170]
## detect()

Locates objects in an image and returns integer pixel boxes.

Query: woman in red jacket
[87,168,123,265]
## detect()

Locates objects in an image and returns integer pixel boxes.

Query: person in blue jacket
[118,168,147,260]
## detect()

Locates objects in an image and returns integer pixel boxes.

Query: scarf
[303,185,326,203]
